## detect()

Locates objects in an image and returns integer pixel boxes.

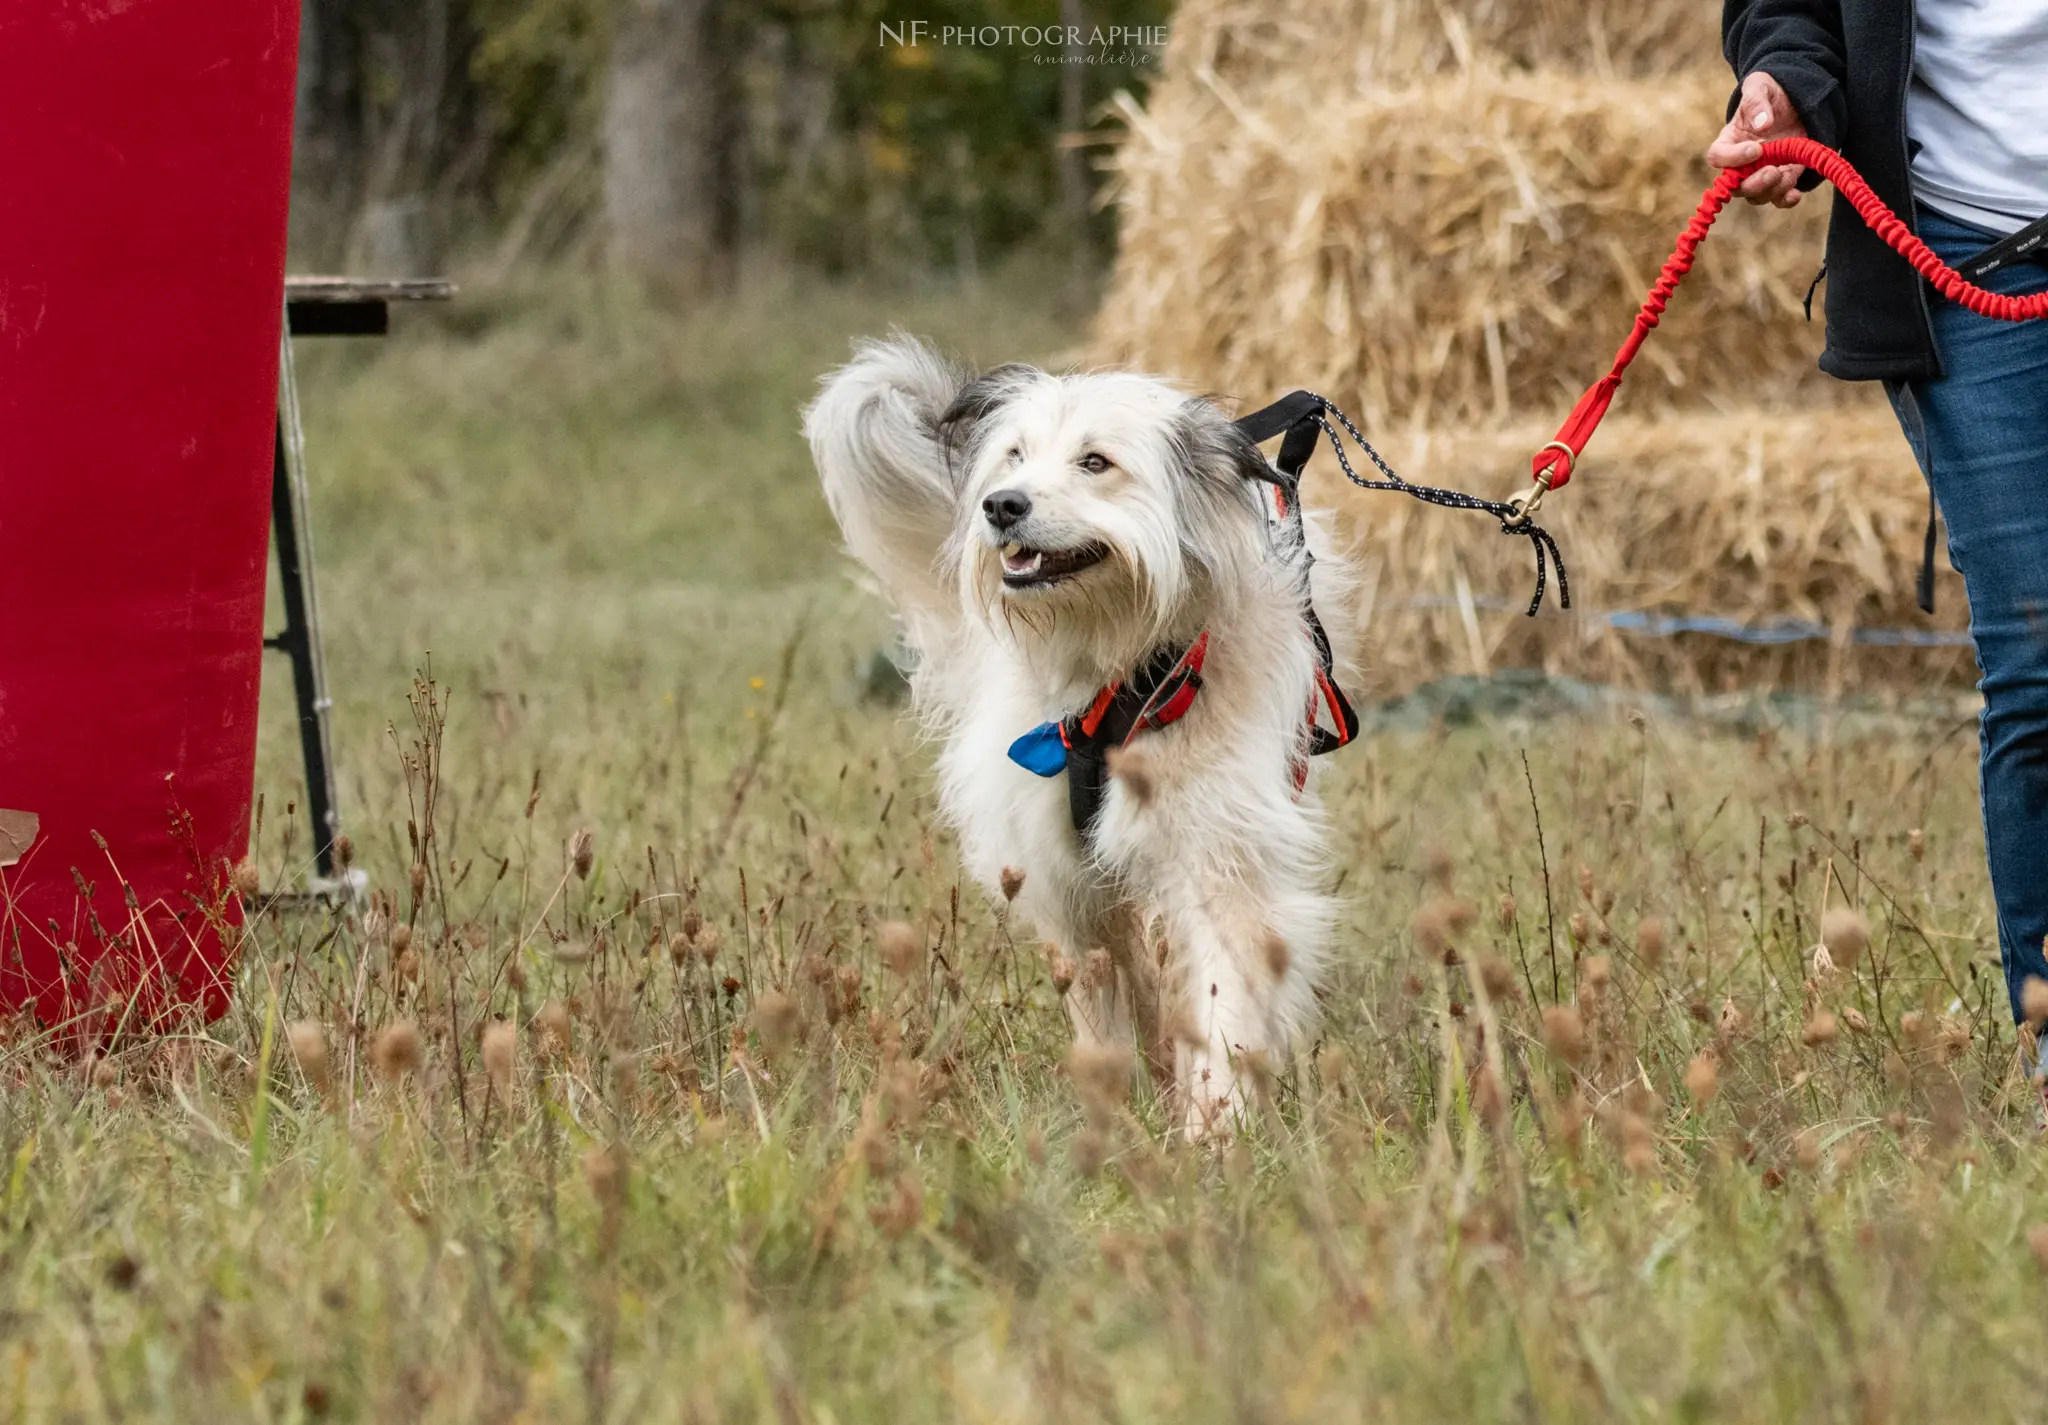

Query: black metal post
[265,414,339,878]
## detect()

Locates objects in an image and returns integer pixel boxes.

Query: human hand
[1706,71,1808,208]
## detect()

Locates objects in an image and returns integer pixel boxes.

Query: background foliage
[292,0,1172,275]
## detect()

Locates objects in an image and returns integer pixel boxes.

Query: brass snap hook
[1504,443,1573,527]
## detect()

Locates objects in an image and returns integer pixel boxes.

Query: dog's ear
[937,364,1035,475]
[1173,398,1276,497]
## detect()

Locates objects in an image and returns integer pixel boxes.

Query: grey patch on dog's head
[937,364,1040,479]
[1166,398,1278,571]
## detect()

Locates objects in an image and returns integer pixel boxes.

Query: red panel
[0,0,300,1029]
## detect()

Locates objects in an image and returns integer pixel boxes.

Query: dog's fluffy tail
[804,335,964,623]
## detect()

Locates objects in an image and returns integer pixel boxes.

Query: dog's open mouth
[1000,541,1107,589]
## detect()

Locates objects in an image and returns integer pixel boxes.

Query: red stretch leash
[1516,136,2048,518]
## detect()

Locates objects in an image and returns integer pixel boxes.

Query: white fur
[805,336,1363,1137]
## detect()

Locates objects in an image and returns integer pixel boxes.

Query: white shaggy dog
[805,336,1361,1136]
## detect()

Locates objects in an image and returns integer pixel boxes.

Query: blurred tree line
[291,0,1173,283]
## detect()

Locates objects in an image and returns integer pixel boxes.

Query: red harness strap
[1531,137,2048,496]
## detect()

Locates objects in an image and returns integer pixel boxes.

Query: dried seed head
[750,989,801,1056]
[569,827,595,880]
[1065,1043,1131,1119]
[999,866,1026,902]
[1792,1127,1824,1171]
[1801,1010,1839,1047]
[1636,916,1665,967]
[583,1144,627,1211]
[371,1020,423,1082]
[481,1019,516,1096]
[1049,951,1076,997]
[1540,1005,1586,1066]
[876,920,922,981]
[1577,864,1595,903]
[1410,901,1450,958]
[668,932,691,965]
[1262,934,1292,981]
[92,1055,118,1089]
[1811,943,1836,978]
[1683,1051,1719,1103]
[608,1052,639,1098]
[1787,811,1810,829]
[395,946,421,986]
[1496,892,1517,931]
[1907,828,1926,862]
[1472,1066,1507,1128]
[2021,977,2048,1030]
[1596,888,1617,918]
[1552,1088,1588,1154]
[1568,912,1589,945]
[1477,955,1515,1002]
[391,922,413,955]
[506,958,528,993]
[535,999,573,1056]
[1618,1113,1657,1176]
[1841,1005,1871,1035]
[287,1020,330,1095]
[409,862,427,902]
[1080,948,1113,991]
[1412,895,1475,959]
[1901,1009,1932,1047]
[1820,908,1870,972]
[1936,1015,1970,1062]
[1317,1044,1349,1088]
[1421,843,1455,889]
[695,924,722,963]
[1104,744,1156,806]
[231,858,260,901]
[1582,955,1612,991]
[1718,997,1747,1039]
[681,907,703,942]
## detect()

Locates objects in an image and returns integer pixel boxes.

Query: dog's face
[942,367,1269,651]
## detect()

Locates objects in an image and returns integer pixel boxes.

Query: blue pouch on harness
[1007,722,1068,777]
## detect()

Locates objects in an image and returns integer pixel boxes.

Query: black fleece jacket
[1723,0,1942,382]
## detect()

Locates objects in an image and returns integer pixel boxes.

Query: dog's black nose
[983,489,1032,530]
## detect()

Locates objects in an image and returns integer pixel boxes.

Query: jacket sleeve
[1720,0,1848,150]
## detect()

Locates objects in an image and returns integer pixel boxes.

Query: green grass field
[6,264,2041,1423]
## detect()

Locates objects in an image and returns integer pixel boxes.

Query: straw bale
[1169,0,1721,87]
[1292,397,1973,697]
[1095,62,1835,430]
[1092,0,1973,694]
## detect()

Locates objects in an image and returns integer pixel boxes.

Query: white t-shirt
[1907,0,2048,234]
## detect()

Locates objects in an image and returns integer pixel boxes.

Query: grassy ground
[5,263,2040,1423]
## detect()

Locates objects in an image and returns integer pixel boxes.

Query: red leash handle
[1528,136,2048,495]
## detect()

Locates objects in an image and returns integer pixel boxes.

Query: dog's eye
[1006,446,1023,466]
[1078,452,1112,474]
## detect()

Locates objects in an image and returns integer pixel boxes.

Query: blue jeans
[1886,208,2048,1024]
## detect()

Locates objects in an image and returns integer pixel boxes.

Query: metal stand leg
[264,327,342,880]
